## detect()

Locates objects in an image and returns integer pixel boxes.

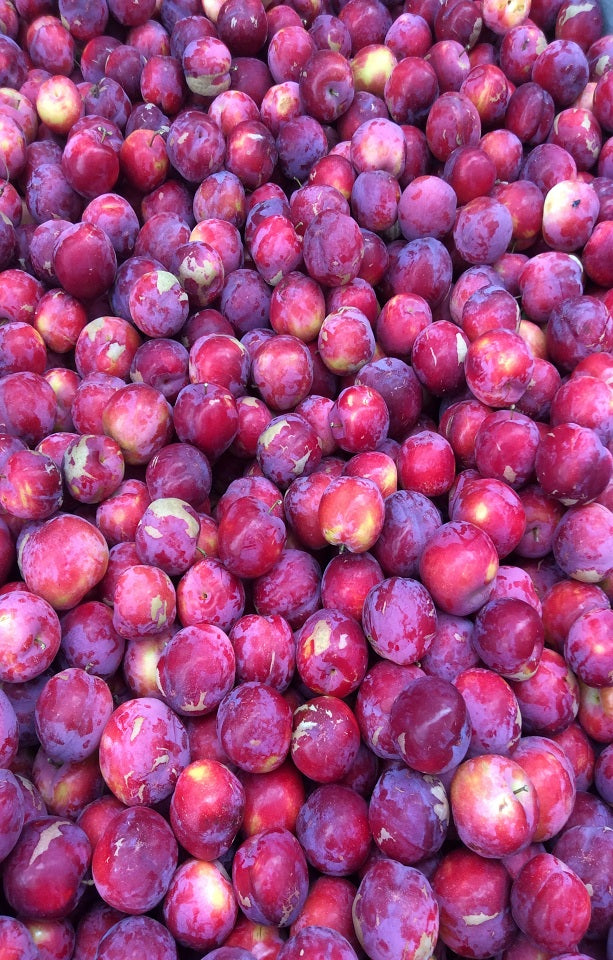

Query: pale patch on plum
[151,753,169,769]
[259,419,288,447]
[463,911,499,925]
[572,568,601,583]
[292,450,313,475]
[292,719,318,738]
[85,318,106,340]
[472,502,490,524]
[352,900,364,944]
[185,75,230,98]
[259,754,281,772]
[556,1,594,26]
[186,764,210,783]
[456,333,468,363]
[310,621,331,656]
[427,778,449,821]
[150,497,199,531]
[155,271,180,295]
[65,439,95,480]
[279,891,301,925]
[107,342,126,363]
[182,691,208,713]
[150,596,167,625]
[201,871,231,910]
[28,820,65,866]
[182,261,219,287]
[130,716,144,741]
[356,515,377,542]
[414,930,435,960]
[569,254,584,275]
[144,524,164,539]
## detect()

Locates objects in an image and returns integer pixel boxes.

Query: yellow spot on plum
[258,754,280,772]
[485,560,498,582]
[150,596,167,625]
[473,503,489,524]
[200,871,230,911]
[187,764,211,782]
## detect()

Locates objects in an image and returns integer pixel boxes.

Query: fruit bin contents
[0,0,613,958]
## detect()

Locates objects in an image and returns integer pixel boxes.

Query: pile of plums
[0,0,612,958]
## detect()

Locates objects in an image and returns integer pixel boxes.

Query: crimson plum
[232,828,309,927]
[156,622,235,717]
[163,859,237,952]
[217,681,293,774]
[455,667,522,756]
[510,853,591,952]
[391,675,471,774]
[353,858,439,960]
[369,765,449,864]
[170,759,244,861]
[34,668,113,764]
[432,848,516,957]
[98,696,189,806]
[92,805,178,914]
[296,783,371,875]
[295,607,368,698]
[3,816,91,919]
[451,754,539,858]
[291,695,361,782]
